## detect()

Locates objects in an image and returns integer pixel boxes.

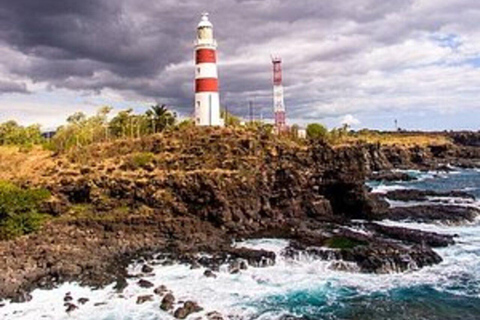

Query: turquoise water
[3,169,480,320]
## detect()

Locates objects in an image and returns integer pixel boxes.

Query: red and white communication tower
[272,56,286,132]
[194,13,223,126]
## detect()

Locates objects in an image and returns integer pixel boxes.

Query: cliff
[0,127,476,301]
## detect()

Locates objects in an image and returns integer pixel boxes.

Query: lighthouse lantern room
[194,13,223,126]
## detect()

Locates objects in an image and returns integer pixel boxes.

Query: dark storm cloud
[0,0,479,120]
[0,80,28,94]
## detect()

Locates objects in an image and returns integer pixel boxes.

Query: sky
[0,0,479,131]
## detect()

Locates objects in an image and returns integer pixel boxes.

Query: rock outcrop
[1,128,476,300]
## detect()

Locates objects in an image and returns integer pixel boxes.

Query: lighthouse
[272,56,286,133]
[194,13,223,126]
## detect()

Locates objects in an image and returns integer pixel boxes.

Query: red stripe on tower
[196,49,216,64]
[195,78,218,92]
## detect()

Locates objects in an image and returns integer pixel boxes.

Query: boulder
[137,279,154,288]
[203,270,217,278]
[141,264,154,274]
[160,293,175,311]
[173,301,203,319]
[154,285,168,296]
[207,311,224,320]
[65,303,78,313]
[136,295,154,304]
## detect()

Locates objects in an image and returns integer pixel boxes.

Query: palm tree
[146,104,176,133]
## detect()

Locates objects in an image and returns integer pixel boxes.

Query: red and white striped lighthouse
[194,13,223,126]
[272,56,286,133]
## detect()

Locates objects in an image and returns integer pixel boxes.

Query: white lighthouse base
[195,92,223,126]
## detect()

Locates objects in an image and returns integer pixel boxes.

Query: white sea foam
[3,170,480,319]
[4,218,480,320]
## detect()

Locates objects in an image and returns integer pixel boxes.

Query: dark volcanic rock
[388,205,480,223]
[370,171,416,182]
[173,300,203,319]
[227,248,276,267]
[384,189,475,202]
[65,303,78,313]
[137,279,154,289]
[10,292,32,303]
[154,285,168,296]
[366,223,455,247]
[160,293,175,311]
[136,295,154,304]
[4,129,477,299]
[207,311,224,320]
[203,270,217,278]
[141,264,154,274]
[284,226,445,274]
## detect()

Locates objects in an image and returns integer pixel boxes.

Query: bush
[125,152,155,169]
[0,181,51,240]
[306,123,328,140]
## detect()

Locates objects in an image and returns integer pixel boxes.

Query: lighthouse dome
[198,12,213,28]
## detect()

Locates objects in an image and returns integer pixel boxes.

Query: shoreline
[1,129,479,305]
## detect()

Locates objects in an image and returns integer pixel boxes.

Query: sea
[2,169,480,320]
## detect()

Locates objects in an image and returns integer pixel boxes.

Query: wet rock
[65,303,78,313]
[114,278,129,292]
[227,248,276,267]
[154,285,168,296]
[384,189,475,202]
[11,292,32,303]
[328,261,360,272]
[370,171,416,182]
[173,301,203,319]
[136,295,154,304]
[94,302,107,307]
[207,311,224,320]
[137,279,154,288]
[160,293,175,311]
[366,223,455,247]
[388,205,480,223]
[284,228,444,274]
[203,269,217,278]
[141,264,154,274]
[78,298,89,305]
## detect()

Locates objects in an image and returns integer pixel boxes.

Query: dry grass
[0,146,55,182]
[332,132,452,147]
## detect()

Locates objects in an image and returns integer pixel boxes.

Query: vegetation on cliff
[0,181,50,240]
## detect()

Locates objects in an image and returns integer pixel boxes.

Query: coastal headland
[0,127,479,307]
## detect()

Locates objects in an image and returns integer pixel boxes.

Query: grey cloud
[0,0,479,120]
[0,79,28,94]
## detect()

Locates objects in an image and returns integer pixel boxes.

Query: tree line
[0,103,360,152]
[0,104,179,152]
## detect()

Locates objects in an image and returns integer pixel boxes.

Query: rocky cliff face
[363,141,480,173]
[0,128,386,299]
[1,128,474,301]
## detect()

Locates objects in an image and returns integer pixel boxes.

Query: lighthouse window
[197,67,200,75]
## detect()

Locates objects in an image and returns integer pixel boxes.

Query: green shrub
[125,152,155,169]
[0,181,51,240]
[306,123,328,140]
